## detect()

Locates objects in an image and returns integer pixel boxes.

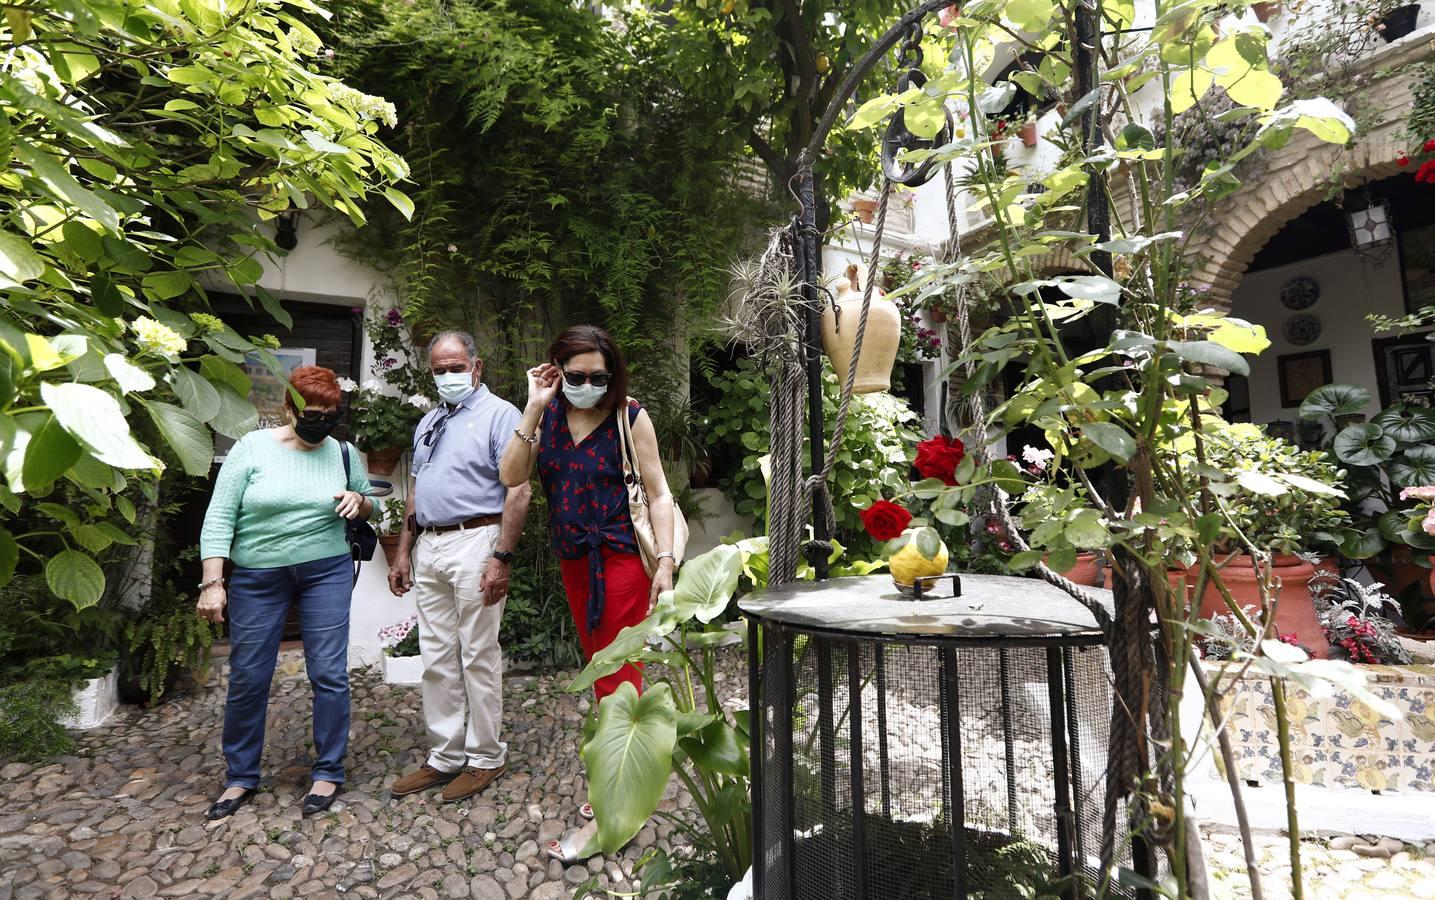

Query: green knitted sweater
[200,430,375,569]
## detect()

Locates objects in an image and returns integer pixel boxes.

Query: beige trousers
[412,525,507,771]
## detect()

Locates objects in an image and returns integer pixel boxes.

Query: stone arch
[1188,131,1409,312]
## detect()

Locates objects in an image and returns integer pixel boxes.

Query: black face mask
[294,411,342,445]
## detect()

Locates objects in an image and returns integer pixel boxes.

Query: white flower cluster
[407,395,430,410]
[337,376,358,393]
[288,27,323,57]
[1021,444,1054,471]
[130,317,188,359]
[328,82,398,128]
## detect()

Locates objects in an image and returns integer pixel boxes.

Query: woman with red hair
[197,365,375,820]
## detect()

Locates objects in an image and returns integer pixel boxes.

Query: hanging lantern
[1346,193,1394,266]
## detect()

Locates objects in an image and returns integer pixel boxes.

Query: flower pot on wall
[1057,552,1103,587]
[1017,120,1039,148]
[820,263,901,395]
[851,198,877,224]
[1377,4,1420,42]
[365,446,404,476]
[1170,554,1331,658]
[379,534,402,565]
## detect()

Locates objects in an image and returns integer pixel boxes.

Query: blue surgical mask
[434,371,475,405]
[562,381,607,410]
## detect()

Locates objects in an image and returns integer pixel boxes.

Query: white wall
[1229,248,1405,424]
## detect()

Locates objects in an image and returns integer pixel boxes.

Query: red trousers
[560,546,650,700]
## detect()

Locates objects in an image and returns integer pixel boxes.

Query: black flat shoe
[206,789,253,821]
[301,785,341,817]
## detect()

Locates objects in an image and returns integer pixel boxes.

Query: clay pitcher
[820,262,901,394]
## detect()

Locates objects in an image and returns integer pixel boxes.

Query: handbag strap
[616,398,647,500]
[340,439,351,485]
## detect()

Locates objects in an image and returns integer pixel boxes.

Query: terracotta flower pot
[379,534,402,565]
[1252,1,1281,22]
[1053,551,1103,587]
[1017,120,1039,148]
[365,446,405,476]
[1370,547,1433,600]
[820,263,901,395]
[851,198,877,224]
[1170,553,1331,659]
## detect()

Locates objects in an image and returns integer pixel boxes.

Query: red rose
[914,434,966,485]
[1418,160,1435,184]
[861,500,912,541]
[1398,152,1411,167]
[1424,139,1435,153]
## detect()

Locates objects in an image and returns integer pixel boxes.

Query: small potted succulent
[378,614,422,685]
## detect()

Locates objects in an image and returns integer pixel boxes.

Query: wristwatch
[492,550,514,564]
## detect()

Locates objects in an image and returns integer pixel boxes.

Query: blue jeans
[223,553,353,789]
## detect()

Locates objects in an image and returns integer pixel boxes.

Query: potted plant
[375,497,408,565]
[1299,384,1435,629]
[1016,113,1039,148]
[1013,448,1107,588]
[378,614,422,685]
[347,306,437,475]
[1168,423,1351,658]
[851,196,878,224]
[120,586,220,706]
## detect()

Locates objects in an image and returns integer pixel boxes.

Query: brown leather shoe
[441,764,505,802]
[391,764,459,796]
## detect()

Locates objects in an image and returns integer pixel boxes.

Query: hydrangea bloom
[131,317,187,357]
[337,377,358,393]
[328,82,398,127]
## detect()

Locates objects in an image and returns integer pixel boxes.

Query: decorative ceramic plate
[1280,275,1320,310]
[1282,313,1322,346]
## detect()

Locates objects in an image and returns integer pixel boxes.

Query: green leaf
[1054,275,1122,304]
[1170,67,1214,115]
[171,365,221,421]
[1372,405,1435,443]
[0,231,43,287]
[1298,383,1370,421]
[15,140,120,232]
[142,270,192,301]
[1063,509,1110,549]
[677,719,748,777]
[582,682,678,854]
[89,272,125,316]
[254,286,292,329]
[915,526,941,559]
[1167,340,1250,376]
[1389,447,1435,489]
[1341,527,1387,560]
[1081,422,1135,462]
[23,413,82,488]
[1004,0,1055,31]
[383,187,415,221]
[210,385,259,439]
[115,495,136,524]
[103,353,156,394]
[1333,423,1396,467]
[41,381,154,470]
[72,523,114,554]
[1223,67,1283,111]
[1235,470,1286,497]
[146,401,213,476]
[671,545,742,625]
[199,355,252,396]
[46,549,105,610]
[0,528,16,589]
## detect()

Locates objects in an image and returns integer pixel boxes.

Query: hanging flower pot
[379,534,403,565]
[1376,4,1420,42]
[851,197,878,224]
[1018,120,1039,148]
[1169,554,1331,658]
[820,263,902,394]
[1251,1,1281,22]
[365,445,405,476]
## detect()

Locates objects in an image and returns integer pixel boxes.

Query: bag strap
[340,440,351,485]
[616,398,647,500]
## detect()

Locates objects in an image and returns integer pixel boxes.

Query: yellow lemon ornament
[888,528,949,587]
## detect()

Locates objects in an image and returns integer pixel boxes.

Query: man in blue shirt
[387,330,529,802]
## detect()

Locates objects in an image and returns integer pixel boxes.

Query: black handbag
[340,442,378,573]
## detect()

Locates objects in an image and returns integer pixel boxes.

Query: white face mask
[434,371,475,405]
[562,381,607,409]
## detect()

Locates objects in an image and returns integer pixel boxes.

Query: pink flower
[1422,508,1435,536]
[1399,486,1435,501]
[386,308,403,326]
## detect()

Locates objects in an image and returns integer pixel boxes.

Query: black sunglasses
[421,407,457,448]
[562,370,611,388]
[297,409,342,425]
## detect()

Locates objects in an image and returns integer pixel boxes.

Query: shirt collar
[444,384,489,413]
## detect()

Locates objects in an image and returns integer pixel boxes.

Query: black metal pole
[748,617,766,900]
[1046,648,1078,898]
[797,169,830,580]
[874,644,892,819]
[941,648,967,898]
[847,643,868,900]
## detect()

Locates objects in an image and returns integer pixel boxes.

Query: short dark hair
[547,325,628,412]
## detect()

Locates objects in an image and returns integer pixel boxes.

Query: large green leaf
[15,140,120,232]
[1390,446,1435,489]
[1167,340,1250,376]
[103,353,156,394]
[171,365,220,421]
[568,619,659,693]
[582,682,679,854]
[677,718,749,777]
[46,549,105,610]
[1081,422,1135,462]
[146,401,213,476]
[41,381,154,470]
[1372,405,1435,444]
[1333,424,1396,467]
[671,544,742,625]
[1298,383,1370,421]
[0,527,17,589]
[199,354,252,396]
[22,413,82,488]
[1340,527,1387,560]
[210,385,259,439]
[0,230,44,287]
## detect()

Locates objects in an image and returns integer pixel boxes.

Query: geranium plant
[346,306,434,453]
[378,614,419,658]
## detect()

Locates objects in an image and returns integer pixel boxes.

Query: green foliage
[123,605,218,707]
[502,489,582,669]
[570,546,749,881]
[322,0,765,414]
[0,0,407,603]
[0,678,75,763]
[705,356,920,550]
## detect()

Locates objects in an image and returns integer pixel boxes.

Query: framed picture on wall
[1400,222,1435,313]
[1277,350,1332,408]
[1372,333,1435,407]
[214,346,317,460]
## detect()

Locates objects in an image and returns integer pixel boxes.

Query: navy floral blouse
[537,397,641,631]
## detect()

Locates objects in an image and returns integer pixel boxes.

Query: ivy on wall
[319,0,772,405]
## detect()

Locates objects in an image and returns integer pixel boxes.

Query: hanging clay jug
[820,262,901,394]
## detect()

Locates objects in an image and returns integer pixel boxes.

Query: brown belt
[420,514,502,534]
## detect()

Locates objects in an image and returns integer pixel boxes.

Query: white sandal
[545,826,600,864]
[579,801,594,820]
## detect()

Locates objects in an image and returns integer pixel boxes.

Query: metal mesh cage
[745,576,1147,900]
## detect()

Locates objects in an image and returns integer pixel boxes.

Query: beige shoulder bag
[616,398,689,577]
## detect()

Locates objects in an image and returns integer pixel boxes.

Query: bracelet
[656,552,676,563]
[198,577,225,591]
[513,427,539,445]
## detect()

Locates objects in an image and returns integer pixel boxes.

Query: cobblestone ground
[1,647,1432,899]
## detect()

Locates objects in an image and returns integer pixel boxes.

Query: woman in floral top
[500,324,677,862]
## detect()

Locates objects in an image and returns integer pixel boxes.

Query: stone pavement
[1,647,1433,899]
